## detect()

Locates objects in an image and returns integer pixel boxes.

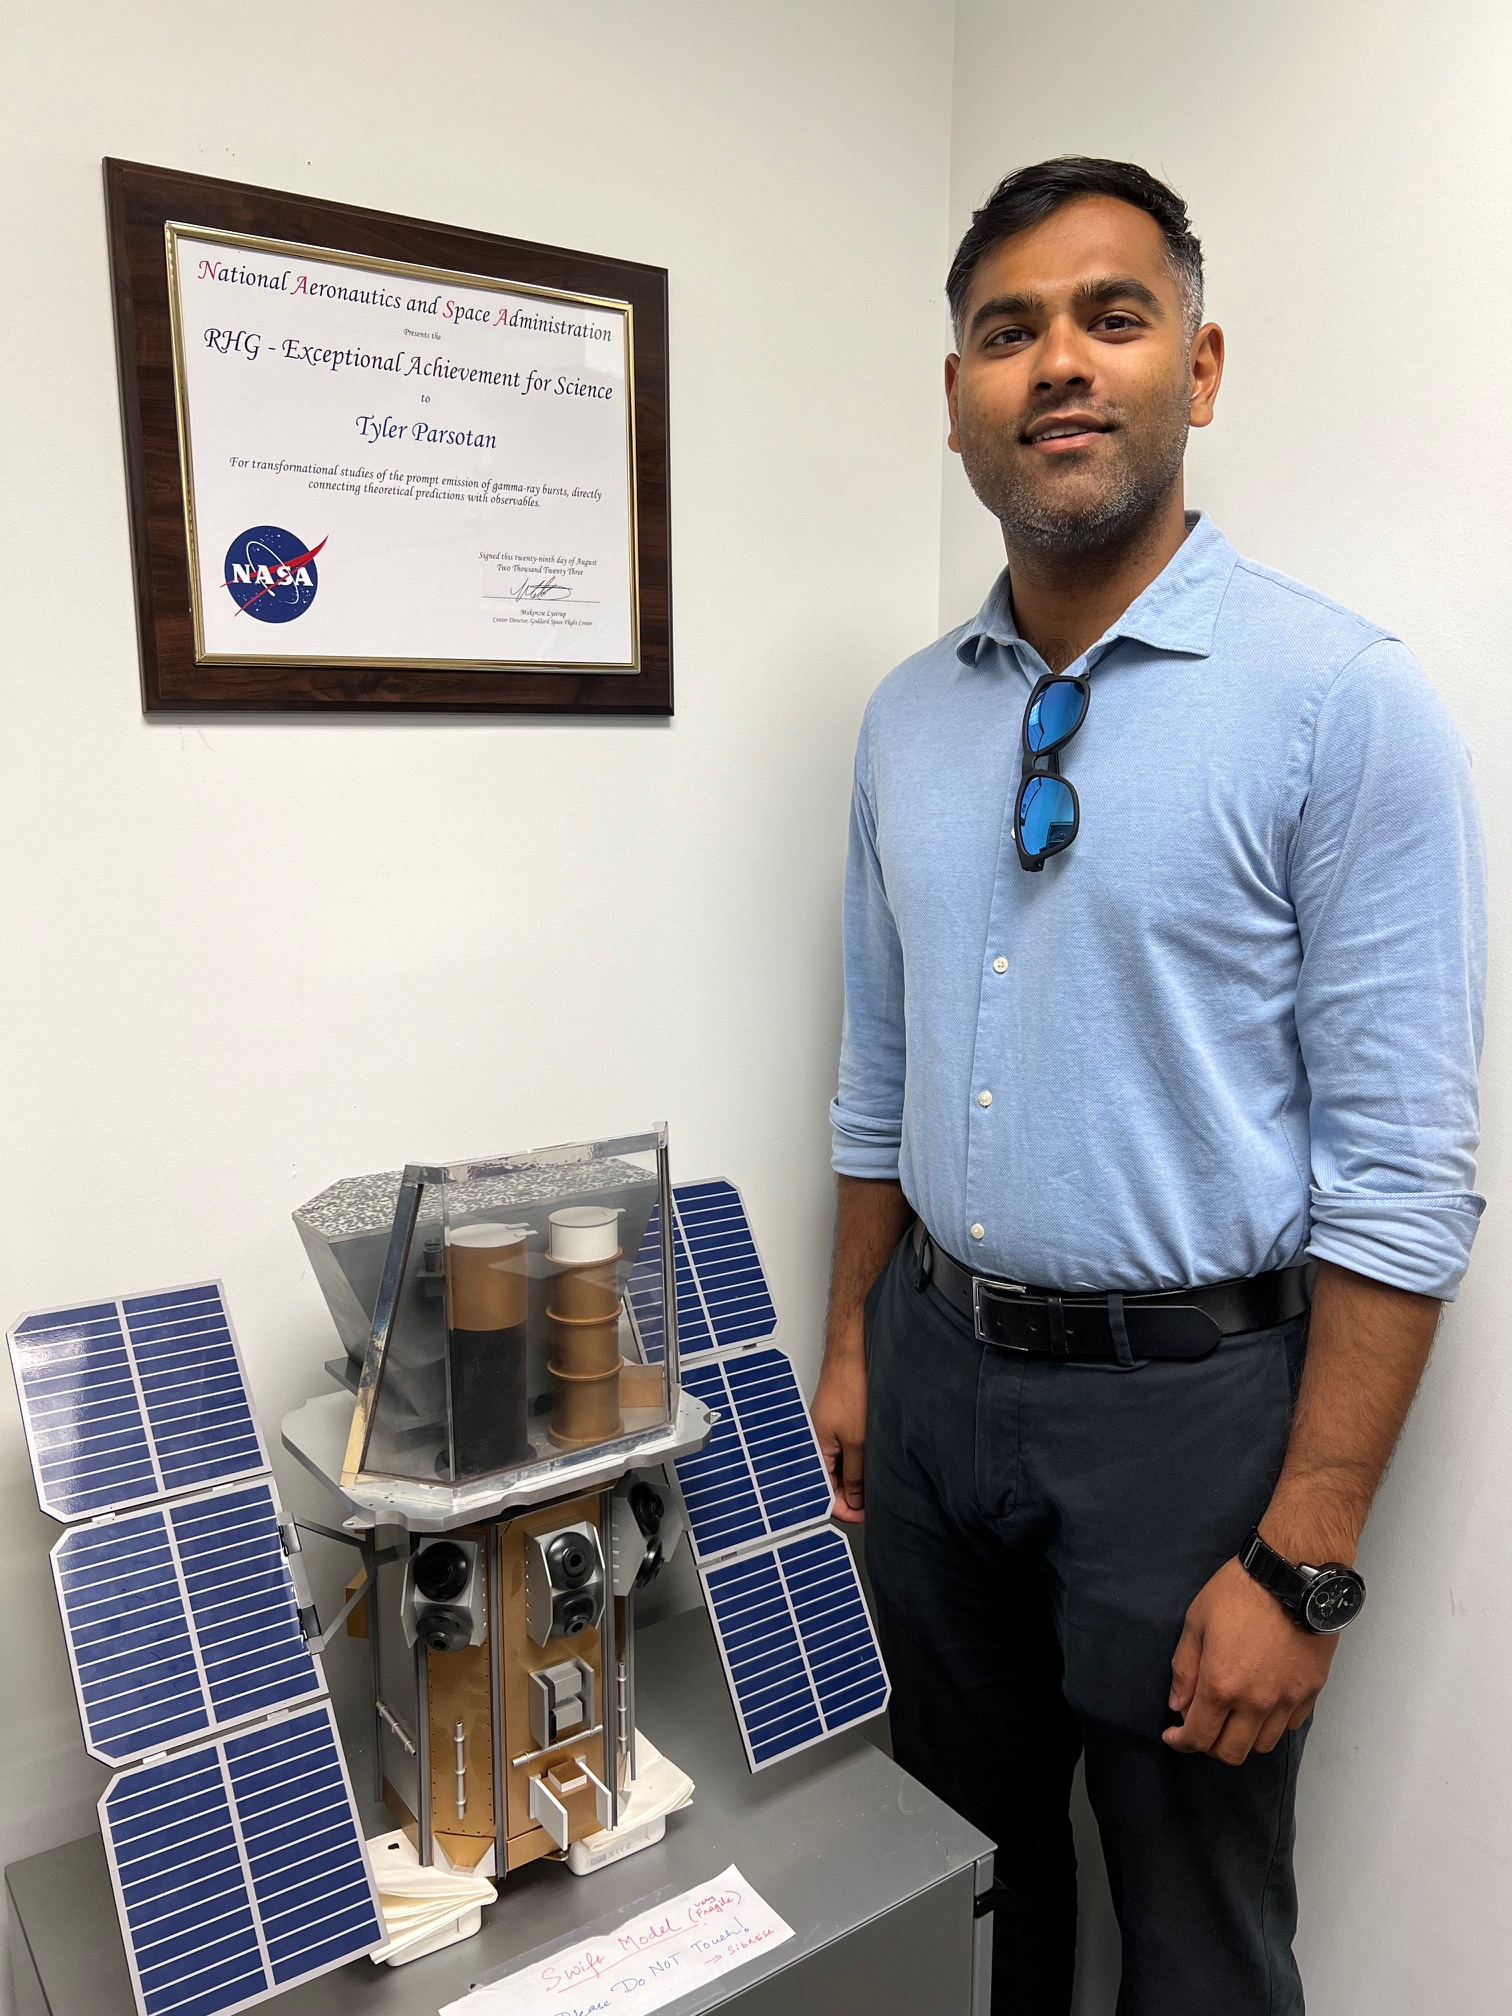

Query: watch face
[1303,1570,1366,1634]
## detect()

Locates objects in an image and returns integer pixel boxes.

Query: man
[812,157,1485,2016]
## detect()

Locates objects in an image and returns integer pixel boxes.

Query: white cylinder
[446,1221,530,1251]
[549,1205,621,1263]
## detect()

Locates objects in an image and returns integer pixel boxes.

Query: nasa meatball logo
[222,526,327,622]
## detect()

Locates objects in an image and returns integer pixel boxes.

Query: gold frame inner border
[163,221,641,675]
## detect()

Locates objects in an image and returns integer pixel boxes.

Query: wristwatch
[1239,1529,1367,1635]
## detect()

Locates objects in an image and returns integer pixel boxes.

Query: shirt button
[992,957,1008,974]
[977,1090,993,1107]
[970,1223,985,1241]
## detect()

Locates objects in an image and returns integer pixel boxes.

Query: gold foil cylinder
[548,1362,623,1448]
[547,1308,623,1376]
[548,1252,622,1322]
[446,1224,529,1332]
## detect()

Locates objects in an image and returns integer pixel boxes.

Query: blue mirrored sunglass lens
[1025,679,1087,753]
[1019,774,1077,857]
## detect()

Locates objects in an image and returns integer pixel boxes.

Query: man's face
[945,196,1222,557]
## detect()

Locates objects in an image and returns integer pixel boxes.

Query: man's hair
[946,156,1204,342]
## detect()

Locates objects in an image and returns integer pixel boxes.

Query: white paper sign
[165,225,637,671]
[440,1865,794,2016]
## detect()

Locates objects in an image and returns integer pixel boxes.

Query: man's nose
[1032,314,1094,393]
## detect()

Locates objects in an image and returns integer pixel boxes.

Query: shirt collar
[955,512,1239,669]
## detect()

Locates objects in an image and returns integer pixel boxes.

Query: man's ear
[1189,322,1224,429]
[945,352,962,453]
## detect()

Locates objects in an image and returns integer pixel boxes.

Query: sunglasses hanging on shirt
[1015,672,1090,871]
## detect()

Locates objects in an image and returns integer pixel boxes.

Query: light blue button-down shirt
[831,515,1485,1299]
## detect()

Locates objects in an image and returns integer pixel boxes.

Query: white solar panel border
[98,1701,384,2016]
[50,1476,328,1768]
[6,1280,271,1525]
[698,1527,891,1773]
[673,1341,836,1565]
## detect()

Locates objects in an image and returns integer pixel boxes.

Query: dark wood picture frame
[105,159,672,714]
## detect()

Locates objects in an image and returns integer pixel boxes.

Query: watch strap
[1239,1527,1309,1613]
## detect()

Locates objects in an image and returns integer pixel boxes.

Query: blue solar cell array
[702,1551,820,1767]
[8,1273,385,2016]
[676,1348,832,1564]
[677,1359,767,1559]
[101,1705,382,2016]
[125,1286,265,1499]
[625,1180,777,1365]
[778,1527,890,1737]
[702,1529,889,1771]
[8,1284,266,1523]
[105,1742,265,2016]
[172,1485,320,1735]
[52,1480,324,1767]
[644,1175,890,1774]
[674,1181,777,1350]
[626,1199,708,1362]
[9,1301,159,1520]
[224,1712,383,1988]
[725,1349,833,1536]
[53,1505,206,1765]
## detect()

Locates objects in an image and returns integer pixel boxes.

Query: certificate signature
[480,551,601,619]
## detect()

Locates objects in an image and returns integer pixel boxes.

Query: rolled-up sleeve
[830,707,908,1179]
[1291,640,1486,1298]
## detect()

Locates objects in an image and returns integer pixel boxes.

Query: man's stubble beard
[956,377,1191,561]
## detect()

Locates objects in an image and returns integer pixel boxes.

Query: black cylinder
[446,1322,532,1475]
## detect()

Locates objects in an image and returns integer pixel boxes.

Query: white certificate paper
[166,225,637,671]
[440,1865,794,2016]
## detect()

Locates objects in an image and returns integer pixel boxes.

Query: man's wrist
[1257,1476,1368,1569]
[821,1315,867,1370]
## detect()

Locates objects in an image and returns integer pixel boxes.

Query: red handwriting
[541,1948,611,1991]
[703,1931,775,1967]
[617,1917,676,1955]
[688,1889,742,1923]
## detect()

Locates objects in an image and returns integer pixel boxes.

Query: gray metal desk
[6,1606,993,2016]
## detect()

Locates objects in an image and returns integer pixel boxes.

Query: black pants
[864,1239,1310,2016]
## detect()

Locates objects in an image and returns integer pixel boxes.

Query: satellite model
[7,1125,889,2016]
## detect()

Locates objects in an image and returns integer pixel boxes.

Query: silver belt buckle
[972,1271,1028,1347]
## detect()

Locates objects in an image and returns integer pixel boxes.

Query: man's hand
[812,1332,867,1523]
[813,1175,914,1526]
[1166,1261,1441,1766]
[1164,1558,1336,1764]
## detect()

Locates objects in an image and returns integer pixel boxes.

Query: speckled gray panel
[294,1157,656,1240]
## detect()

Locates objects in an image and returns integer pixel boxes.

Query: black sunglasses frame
[1015,672,1090,873]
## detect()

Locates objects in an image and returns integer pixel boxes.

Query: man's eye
[1096,313,1141,333]
[984,326,1029,348]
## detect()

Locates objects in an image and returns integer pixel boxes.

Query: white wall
[945,4,1512,2010]
[0,1,954,2002]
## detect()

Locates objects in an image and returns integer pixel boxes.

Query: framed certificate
[105,160,672,713]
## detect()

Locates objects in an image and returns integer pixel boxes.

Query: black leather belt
[911,1222,1311,1363]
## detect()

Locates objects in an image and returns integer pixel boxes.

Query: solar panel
[675,1347,832,1563]
[626,1199,707,1362]
[625,1180,777,1364]
[101,1703,383,2016]
[9,1273,384,2015]
[677,1359,767,1560]
[674,1181,777,1350]
[777,1527,890,1736]
[52,1479,325,1767]
[702,1528,889,1771]
[8,1283,267,1523]
[637,1178,890,1773]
